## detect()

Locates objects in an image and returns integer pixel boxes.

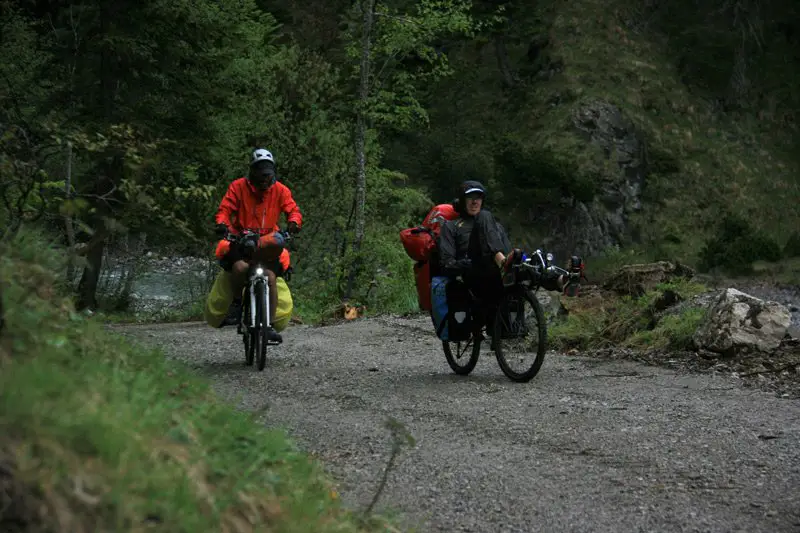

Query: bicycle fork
[246,277,271,329]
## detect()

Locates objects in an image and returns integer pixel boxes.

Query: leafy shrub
[784,231,800,259]
[698,214,782,274]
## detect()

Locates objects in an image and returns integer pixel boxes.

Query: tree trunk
[120,232,146,308]
[64,141,76,287]
[343,0,375,301]
[76,230,105,311]
[76,0,116,311]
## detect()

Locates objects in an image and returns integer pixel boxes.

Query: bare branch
[374,50,403,84]
[76,185,121,206]
[373,12,423,26]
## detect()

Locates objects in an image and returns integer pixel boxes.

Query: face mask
[249,167,276,190]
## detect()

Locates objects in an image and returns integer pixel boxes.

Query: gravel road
[116,315,800,533]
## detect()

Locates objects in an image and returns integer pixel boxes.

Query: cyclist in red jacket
[213,148,302,339]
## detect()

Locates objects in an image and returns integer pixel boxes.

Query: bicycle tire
[242,288,255,366]
[255,279,268,371]
[244,330,254,366]
[442,332,481,375]
[493,289,547,383]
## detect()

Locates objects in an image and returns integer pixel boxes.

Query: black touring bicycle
[436,248,584,383]
[400,207,584,383]
[221,227,294,371]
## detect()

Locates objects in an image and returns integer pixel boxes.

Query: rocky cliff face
[542,99,647,259]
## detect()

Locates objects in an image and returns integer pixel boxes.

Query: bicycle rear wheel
[442,332,481,375]
[493,290,547,382]
[255,279,268,371]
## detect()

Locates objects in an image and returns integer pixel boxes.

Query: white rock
[693,288,791,355]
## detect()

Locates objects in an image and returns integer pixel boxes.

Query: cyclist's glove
[287,221,300,235]
[215,223,229,239]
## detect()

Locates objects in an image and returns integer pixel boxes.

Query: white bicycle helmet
[251,148,275,166]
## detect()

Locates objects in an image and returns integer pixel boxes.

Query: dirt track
[117,315,800,533]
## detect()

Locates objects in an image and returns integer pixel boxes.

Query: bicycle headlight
[546,252,554,263]
[255,267,264,276]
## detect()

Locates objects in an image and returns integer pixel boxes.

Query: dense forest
[2,0,799,317]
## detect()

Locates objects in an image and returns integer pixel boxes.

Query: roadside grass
[549,278,708,352]
[0,231,400,533]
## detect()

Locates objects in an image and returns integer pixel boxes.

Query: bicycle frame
[243,264,270,331]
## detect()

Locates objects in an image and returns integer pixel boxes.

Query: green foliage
[360,230,421,316]
[784,232,800,259]
[549,278,709,352]
[384,0,800,269]
[292,226,422,322]
[0,230,395,532]
[343,0,475,132]
[4,0,800,316]
[749,257,800,286]
[0,5,51,124]
[631,0,800,117]
[547,308,607,351]
[625,307,706,351]
[698,213,783,274]
[493,134,598,203]
[584,245,654,283]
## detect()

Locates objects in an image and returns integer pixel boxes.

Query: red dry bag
[400,203,459,311]
[399,204,458,262]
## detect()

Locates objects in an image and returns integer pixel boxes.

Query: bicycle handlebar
[221,227,296,256]
[223,227,293,243]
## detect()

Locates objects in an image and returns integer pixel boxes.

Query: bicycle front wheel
[243,290,255,366]
[244,330,254,366]
[493,289,547,382]
[255,279,268,371]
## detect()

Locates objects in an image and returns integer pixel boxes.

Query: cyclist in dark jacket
[437,180,510,317]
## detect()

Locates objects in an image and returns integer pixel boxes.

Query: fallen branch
[364,417,415,517]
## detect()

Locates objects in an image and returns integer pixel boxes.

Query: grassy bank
[0,232,397,532]
[549,278,709,352]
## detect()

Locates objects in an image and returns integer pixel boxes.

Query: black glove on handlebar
[215,223,229,239]
[287,221,300,235]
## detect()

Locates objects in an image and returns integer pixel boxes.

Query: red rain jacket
[214,177,303,270]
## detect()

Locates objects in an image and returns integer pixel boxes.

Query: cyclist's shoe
[265,326,283,344]
[222,298,242,327]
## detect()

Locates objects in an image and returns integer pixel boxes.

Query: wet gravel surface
[116,316,800,533]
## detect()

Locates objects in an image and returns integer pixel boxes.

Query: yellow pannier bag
[273,276,293,331]
[204,270,294,332]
